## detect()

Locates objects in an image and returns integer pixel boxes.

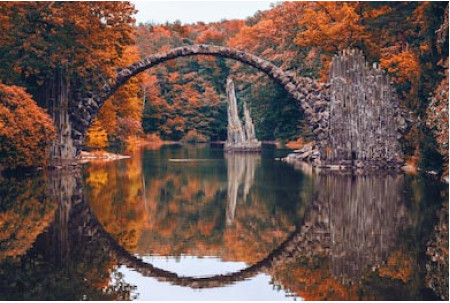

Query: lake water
[0,144,447,300]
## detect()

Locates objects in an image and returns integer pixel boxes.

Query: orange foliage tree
[0,2,136,86]
[295,2,368,81]
[0,2,138,161]
[89,45,145,148]
[0,84,55,169]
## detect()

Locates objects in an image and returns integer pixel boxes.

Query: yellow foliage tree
[96,99,117,137]
[85,118,108,150]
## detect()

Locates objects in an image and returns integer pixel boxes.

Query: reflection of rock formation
[320,173,410,283]
[270,173,426,300]
[275,171,410,283]
[224,77,261,152]
[46,168,83,266]
[426,200,449,300]
[225,153,259,225]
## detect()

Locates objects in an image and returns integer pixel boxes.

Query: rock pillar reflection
[314,173,409,282]
[225,153,260,225]
[426,200,449,300]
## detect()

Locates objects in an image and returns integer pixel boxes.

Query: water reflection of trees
[426,199,449,300]
[84,152,148,251]
[0,145,447,300]
[0,171,135,300]
[0,173,57,260]
[81,146,448,300]
[84,146,311,263]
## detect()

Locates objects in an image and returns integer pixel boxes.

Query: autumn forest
[0,1,448,301]
[0,1,447,173]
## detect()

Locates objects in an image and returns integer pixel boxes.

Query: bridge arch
[69,44,328,155]
[79,197,329,289]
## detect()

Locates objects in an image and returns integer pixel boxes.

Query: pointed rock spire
[225,77,261,152]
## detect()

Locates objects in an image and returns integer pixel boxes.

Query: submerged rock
[77,150,130,163]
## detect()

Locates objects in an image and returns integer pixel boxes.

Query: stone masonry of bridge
[63,45,410,168]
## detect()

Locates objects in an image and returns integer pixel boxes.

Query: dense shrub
[0,84,55,169]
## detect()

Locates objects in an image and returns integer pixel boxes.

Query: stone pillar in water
[224,77,261,152]
[226,78,245,146]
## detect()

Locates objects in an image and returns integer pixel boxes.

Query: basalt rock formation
[285,49,411,171]
[323,49,409,169]
[224,78,261,152]
[426,58,448,180]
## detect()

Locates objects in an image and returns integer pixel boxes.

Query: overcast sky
[132,1,273,25]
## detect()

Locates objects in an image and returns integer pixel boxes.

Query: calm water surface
[0,144,447,300]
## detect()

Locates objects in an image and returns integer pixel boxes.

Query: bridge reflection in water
[0,154,446,300]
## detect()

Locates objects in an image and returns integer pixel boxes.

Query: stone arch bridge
[62,45,410,168]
